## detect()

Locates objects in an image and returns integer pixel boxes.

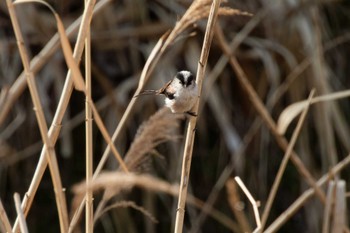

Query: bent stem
[234,177,261,233]
[174,0,222,232]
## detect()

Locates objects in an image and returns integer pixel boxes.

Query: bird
[135,70,198,116]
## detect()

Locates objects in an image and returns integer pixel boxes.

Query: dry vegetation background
[1,0,350,232]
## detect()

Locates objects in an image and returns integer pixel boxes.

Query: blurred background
[1,0,350,232]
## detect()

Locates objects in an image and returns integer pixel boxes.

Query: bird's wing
[159,80,176,99]
[158,79,172,94]
[135,79,175,98]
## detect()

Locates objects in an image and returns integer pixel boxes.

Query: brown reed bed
[1,0,350,232]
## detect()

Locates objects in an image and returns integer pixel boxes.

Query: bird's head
[175,70,195,88]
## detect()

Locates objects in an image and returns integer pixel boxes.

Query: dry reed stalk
[162,0,251,51]
[0,0,113,126]
[95,201,158,224]
[309,8,337,173]
[277,89,350,134]
[264,154,350,233]
[72,171,238,231]
[7,1,69,232]
[225,178,252,233]
[331,180,347,233]
[73,172,179,204]
[87,100,128,172]
[260,90,315,230]
[174,1,221,232]
[234,177,261,233]
[0,199,12,233]
[84,1,94,231]
[14,193,28,233]
[11,0,98,231]
[322,181,336,233]
[215,24,327,203]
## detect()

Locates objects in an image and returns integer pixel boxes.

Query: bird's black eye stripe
[176,72,185,85]
[187,74,194,84]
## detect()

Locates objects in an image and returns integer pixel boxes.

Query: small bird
[135,70,198,116]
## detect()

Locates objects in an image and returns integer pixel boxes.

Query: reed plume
[123,107,184,172]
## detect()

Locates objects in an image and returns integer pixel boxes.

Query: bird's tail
[134,90,159,98]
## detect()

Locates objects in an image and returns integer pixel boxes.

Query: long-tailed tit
[135,70,198,116]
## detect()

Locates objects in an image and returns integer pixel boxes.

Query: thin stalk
[7,1,69,232]
[0,199,12,233]
[14,194,28,233]
[85,0,94,231]
[174,0,221,232]
[322,181,336,233]
[225,178,252,232]
[260,90,315,231]
[234,177,261,233]
[86,97,129,172]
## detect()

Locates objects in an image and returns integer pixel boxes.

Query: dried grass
[95,200,158,224]
[72,171,237,231]
[73,172,179,197]
[164,0,252,48]
[2,0,350,232]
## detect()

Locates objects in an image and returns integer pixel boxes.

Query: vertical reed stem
[85,0,94,231]
[174,0,221,232]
